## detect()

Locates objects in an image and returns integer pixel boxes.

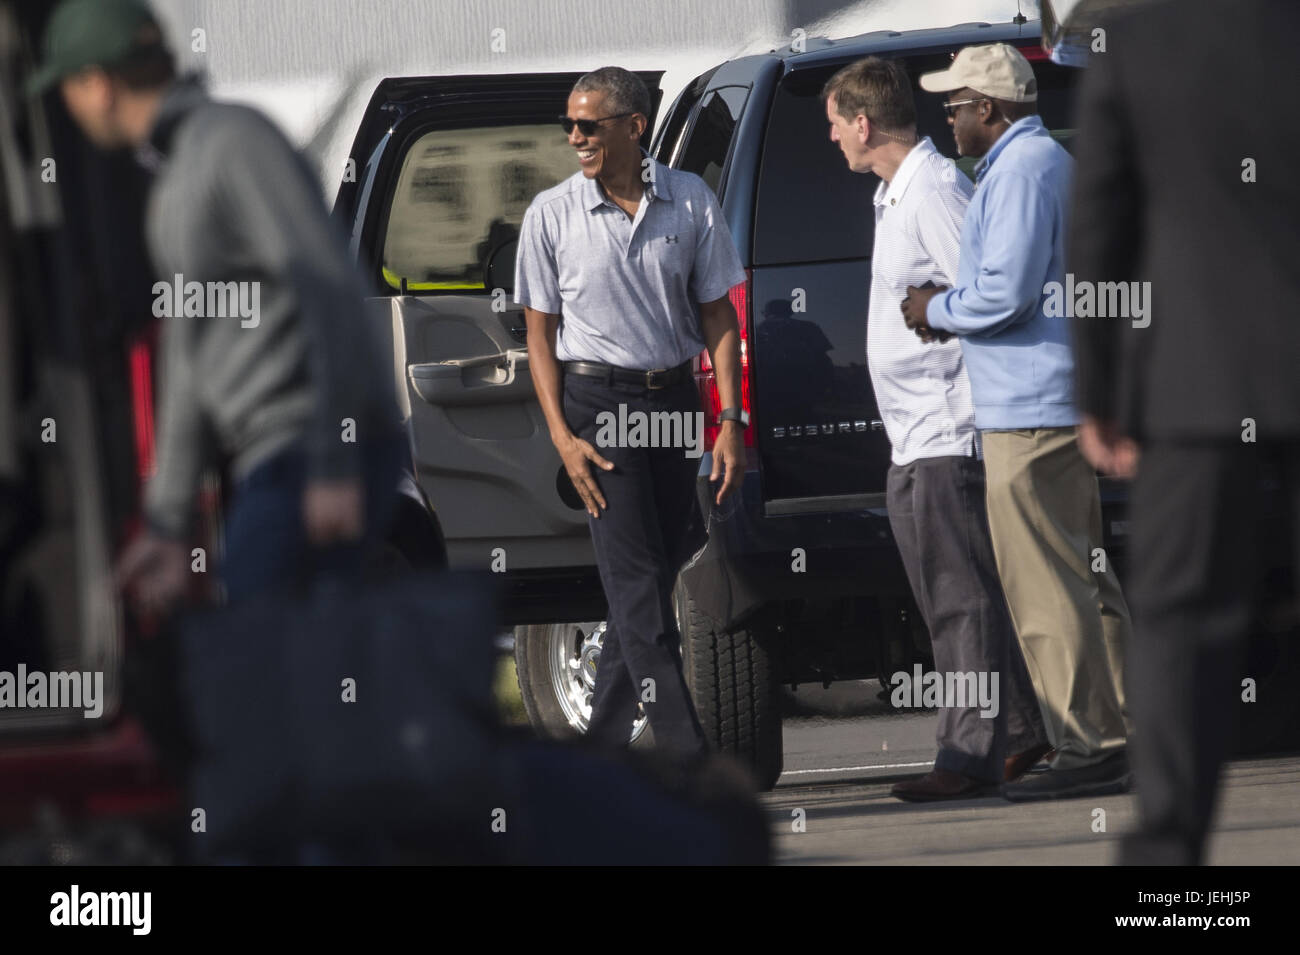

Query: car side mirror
[485,237,518,294]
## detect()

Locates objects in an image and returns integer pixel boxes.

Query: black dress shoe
[1001,751,1132,802]
[1004,743,1055,782]
[891,769,997,802]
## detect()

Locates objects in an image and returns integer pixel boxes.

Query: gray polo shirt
[514,156,745,370]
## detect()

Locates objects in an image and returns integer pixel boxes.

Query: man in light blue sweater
[901,44,1132,801]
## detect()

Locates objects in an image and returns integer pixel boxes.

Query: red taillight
[1017,45,1052,62]
[128,334,156,481]
[696,270,754,452]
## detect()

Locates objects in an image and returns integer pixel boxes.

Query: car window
[677,86,748,196]
[381,124,576,292]
[653,70,715,166]
[753,69,876,266]
[754,51,1079,265]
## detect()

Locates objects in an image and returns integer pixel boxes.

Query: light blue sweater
[925,115,1077,430]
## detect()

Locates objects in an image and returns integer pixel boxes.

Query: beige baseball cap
[919,43,1038,102]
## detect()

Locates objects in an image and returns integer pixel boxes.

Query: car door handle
[408,349,532,407]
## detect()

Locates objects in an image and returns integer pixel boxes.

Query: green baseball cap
[27,0,165,96]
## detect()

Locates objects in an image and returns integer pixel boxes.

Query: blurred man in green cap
[27,0,169,130]
[31,0,402,614]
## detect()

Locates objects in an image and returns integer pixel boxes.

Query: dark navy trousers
[562,371,708,757]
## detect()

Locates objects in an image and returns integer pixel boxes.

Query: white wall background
[145,0,1042,188]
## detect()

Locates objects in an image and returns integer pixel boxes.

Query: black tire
[675,579,783,790]
[875,598,914,688]
[514,623,580,740]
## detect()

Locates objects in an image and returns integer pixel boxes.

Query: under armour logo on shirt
[664,235,679,243]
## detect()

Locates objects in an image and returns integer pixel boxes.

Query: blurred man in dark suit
[1070,0,1300,864]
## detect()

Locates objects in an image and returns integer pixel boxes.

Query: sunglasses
[941,97,988,117]
[558,112,634,136]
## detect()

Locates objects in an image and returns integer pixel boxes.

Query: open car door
[336,72,663,581]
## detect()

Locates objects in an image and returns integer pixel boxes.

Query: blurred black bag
[179,571,502,862]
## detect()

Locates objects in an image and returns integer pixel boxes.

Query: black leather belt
[563,360,691,389]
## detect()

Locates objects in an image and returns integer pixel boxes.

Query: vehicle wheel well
[385,493,448,571]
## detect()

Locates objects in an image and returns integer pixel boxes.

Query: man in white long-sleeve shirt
[823,57,1049,801]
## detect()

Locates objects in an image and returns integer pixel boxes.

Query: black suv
[334,16,1297,788]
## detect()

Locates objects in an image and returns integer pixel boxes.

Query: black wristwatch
[717,407,749,427]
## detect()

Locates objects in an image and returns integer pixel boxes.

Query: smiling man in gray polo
[515,66,746,759]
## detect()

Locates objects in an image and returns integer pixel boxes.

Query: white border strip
[780,760,934,776]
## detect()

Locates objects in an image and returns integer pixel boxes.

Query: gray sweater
[141,77,398,537]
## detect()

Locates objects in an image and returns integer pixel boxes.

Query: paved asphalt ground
[764,680,1300,865]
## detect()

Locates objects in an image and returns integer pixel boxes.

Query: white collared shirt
[867,136,979,466]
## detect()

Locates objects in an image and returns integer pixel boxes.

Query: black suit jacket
[1069,0,1300,441]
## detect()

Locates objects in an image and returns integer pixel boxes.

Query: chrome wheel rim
[546,621,647,742]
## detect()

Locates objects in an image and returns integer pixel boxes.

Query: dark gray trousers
[887,455,1049,782]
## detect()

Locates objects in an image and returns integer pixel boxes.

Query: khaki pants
[981,427,1132,770]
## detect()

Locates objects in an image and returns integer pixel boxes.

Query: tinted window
[653,71,713,166]
[677,86,748,196]
[753,70,875,266]
[754,51,1079,265]
[382,124,575,292]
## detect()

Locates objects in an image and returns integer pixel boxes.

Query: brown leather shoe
[1004,743,1054,782]
[890,769,996,802]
